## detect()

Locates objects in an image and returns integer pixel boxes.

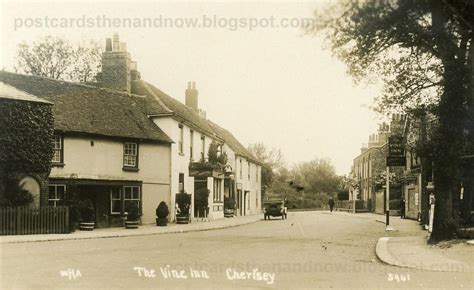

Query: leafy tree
[337,190,349,201]
[294,158,341,195]
[69,40,102,82]
[312,0,473,241]
[15,36,101,82]
[268,166,297,198]
[207,141,219,163]
[248,143,286,197]
[0,99,54,206]
[207,141,228,166]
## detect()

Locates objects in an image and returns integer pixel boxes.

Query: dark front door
[194,177,207,218]
[77,185,114,228]
[244,191,249,216]
[237,190,242,216]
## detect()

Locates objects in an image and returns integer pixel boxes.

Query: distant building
[350,115,405,213]
[400,116,427,221]
[401,114,473,226]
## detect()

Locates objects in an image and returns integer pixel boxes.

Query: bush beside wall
[0,99,54,203]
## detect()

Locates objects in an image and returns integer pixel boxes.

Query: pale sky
[1,0,381,175]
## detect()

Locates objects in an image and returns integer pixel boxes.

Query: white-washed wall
[50,135,171,224]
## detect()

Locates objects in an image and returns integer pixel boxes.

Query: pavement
[374,214,474,273]
[0,214,261,244]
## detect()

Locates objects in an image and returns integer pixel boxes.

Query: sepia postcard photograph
[0,0,473,289]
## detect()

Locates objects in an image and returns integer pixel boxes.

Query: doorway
[77,185,113,228]
[194,177,207,218]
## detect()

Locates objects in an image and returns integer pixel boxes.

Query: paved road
[1,211,472,289]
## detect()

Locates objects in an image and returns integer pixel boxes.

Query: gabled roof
[0,71,172,143]
[0,82,52,104]
[207,120,261,165]
[132,78,259,164]
[132,80,221,140]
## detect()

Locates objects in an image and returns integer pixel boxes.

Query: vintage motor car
[263,199,287,220]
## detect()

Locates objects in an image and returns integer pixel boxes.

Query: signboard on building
[388,135,404,156]
[386,135,406,166]
[386,156,406,166]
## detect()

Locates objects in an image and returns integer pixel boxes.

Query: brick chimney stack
[376,122,390,146]
[185,81,198,111]
[368,133,379,148]
[101,33,133,92]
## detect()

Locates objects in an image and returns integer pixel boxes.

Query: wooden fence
[335,200,369,212]
[0,206,69,235]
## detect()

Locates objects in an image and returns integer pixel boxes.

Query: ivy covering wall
[0,99,54,182]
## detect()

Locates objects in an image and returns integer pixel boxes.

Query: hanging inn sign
[386,135,406,167]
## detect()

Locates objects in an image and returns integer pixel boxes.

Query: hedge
[0,99,54,179]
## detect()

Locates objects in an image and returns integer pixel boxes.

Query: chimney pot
[112,33,120,51]
[105,38,112,52]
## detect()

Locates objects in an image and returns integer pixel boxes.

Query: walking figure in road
[400,199,406,219]
[328,197,335,212]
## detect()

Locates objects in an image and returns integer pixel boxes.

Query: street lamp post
[386,166,390,226]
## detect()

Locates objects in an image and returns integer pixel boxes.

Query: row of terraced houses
[347,114,473,228]
[0,34,262,227]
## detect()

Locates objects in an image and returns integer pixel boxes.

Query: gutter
[147,112,175,118]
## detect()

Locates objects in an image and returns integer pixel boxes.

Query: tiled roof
[132,80,221,139]
[131,79,259,164]
[0,71,172,143]
[207,120,261,165]
[0,82,52,104]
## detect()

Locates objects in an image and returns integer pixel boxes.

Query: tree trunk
[462,31,474,225]
[429,62,467,242]
[428,0,469,243]
[461,164,473,224]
